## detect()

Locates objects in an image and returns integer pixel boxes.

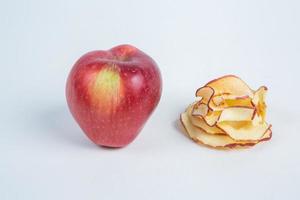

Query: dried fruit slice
[180,105,272,148]
[188,104,225,135]
[196,75,254,111]
[192,103,209,116]
[190,115,225,134]
[217,121,271,141]
[203,110,222,126]
[181,75,272,149]
[192,104,221,126]
[181,111,272,148]
[252,86,267,121]
[195,86,214,104]
[209,96,254,111]
[211,95,254,110]
[205,75,253,98]
[218,107,255,122]
[192,103,255,126]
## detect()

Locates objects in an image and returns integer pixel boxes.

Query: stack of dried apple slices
[180,75,272,149]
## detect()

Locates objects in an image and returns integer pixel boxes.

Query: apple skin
[66,44,162,147]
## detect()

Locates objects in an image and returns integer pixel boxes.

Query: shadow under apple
[37,104,99,150]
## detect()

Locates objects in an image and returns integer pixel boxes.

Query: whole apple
[66,44,162,147]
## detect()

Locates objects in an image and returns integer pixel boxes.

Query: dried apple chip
[196,75,254,111]
[205,75,254,98]
[252,86,267,121]
[218,107,255,122]
[180,105,272,148]
[217,121,271,141]
[212,95,254,109]
[192,103,255,126]
[188,104,225,134]
[190,116,225,135]
[192,102,209,116]
[192,104,221,126]
[195,86,214,105]
[180,75,272,149]
[203,110,222,126]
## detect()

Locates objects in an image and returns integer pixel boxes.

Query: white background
[1,0,299,199]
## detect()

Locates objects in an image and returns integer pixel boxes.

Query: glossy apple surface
[66,44,162,147]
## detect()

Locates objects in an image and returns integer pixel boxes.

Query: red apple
[66,44,162,147]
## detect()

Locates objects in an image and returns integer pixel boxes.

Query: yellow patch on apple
[90,65,124,114]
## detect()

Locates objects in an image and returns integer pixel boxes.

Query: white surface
[1,0,300,199]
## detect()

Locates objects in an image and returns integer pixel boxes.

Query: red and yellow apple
[66,44,162,147]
